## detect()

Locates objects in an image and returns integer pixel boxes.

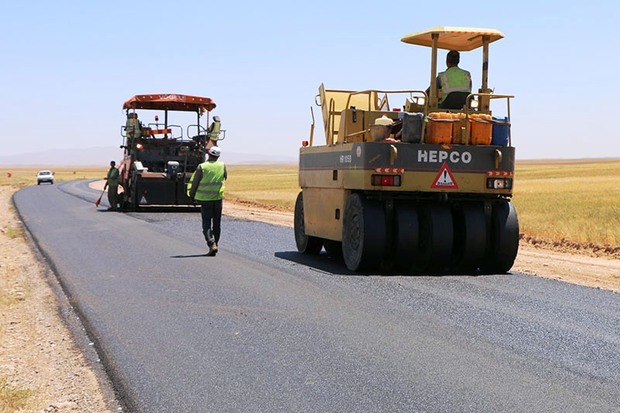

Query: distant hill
[0,147,122,167]
[0,147,296,167]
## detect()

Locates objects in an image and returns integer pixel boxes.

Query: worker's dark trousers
[107,185,118,210]
[200,199,223,246]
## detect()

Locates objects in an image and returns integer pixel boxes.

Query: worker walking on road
[104,160,120,211]
[188,146,227,256]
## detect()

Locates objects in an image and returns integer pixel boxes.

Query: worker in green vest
[427,50,472,109]
[207,115,221,141]
[104,160,120,211]
[187,146,227,256]
[205,115,222,152]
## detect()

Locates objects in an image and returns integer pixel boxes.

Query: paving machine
[119,94,222,211]
[295,27,519,273]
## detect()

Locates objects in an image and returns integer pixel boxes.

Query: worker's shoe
[207,242,218,256]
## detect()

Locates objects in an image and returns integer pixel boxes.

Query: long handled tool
[95,189,105,207]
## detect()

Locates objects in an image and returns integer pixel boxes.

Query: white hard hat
[208,146,221,157]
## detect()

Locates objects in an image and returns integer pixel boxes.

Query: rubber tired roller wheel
[481,201,519,274]
[417,203,453,272]
[294,192,323,254]
[342,193,386,271]
[452,203,487,272]
[393,203,420,270]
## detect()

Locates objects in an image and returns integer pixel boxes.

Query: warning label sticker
[431,162,458,189]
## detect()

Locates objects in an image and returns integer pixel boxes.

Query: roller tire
[417,203,453,272]
[394,203,420,271]
[452,203,487,272]
[481,201,519,274]
[342,194,386,272]
[294,192,323,254]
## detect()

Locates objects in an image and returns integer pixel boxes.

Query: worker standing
[104,160,120,211]
[188,146,227,256]
[205,115,222,151]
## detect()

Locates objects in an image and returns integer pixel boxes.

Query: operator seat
[439,91,469,110]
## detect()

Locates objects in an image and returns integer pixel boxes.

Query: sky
[1,0,619,163]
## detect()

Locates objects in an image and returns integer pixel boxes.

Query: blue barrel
[492,117,509,146]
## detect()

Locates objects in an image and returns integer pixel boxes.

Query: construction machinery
[295,27,519,273]
[119,94,222,211]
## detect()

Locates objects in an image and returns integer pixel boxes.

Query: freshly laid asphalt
[13,180,620,413]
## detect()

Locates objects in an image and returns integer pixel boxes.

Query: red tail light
[371,175,401,186]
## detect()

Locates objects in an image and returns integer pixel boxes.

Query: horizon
[1,145,618,169]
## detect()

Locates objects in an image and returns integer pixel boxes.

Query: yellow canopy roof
[401,27,504,51]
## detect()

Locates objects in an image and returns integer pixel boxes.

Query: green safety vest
[190,161,225,201]
[107,167,119,186]
[207,120,221,140]
[438,67,471,101]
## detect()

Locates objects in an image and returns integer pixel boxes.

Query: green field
[3,159,619,247]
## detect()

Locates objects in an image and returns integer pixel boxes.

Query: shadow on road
[275,251,355,276]
[275,250,507,278]
[170,254,211,258]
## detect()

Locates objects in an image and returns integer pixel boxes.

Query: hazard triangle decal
[431,162,458,189]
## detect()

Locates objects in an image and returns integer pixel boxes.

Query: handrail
[309,106,315,147]
[187,124,207,139]
[168,124,183,140]
[344,89,428,111]
[328,97,336,145]
[348,89,429,95]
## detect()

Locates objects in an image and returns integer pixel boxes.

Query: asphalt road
[13,180,620,413]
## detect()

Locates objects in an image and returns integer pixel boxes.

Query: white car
[36,170,54,185]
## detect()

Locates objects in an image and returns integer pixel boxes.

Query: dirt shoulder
[1,183,618,412]
[0,186,118,412]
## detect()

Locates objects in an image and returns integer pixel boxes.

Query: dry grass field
[225,164,298,211]
[513,159,620,247]
[0,167,107,189]
[227,159,620,251]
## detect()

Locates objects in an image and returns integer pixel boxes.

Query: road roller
[295,27,519,273]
